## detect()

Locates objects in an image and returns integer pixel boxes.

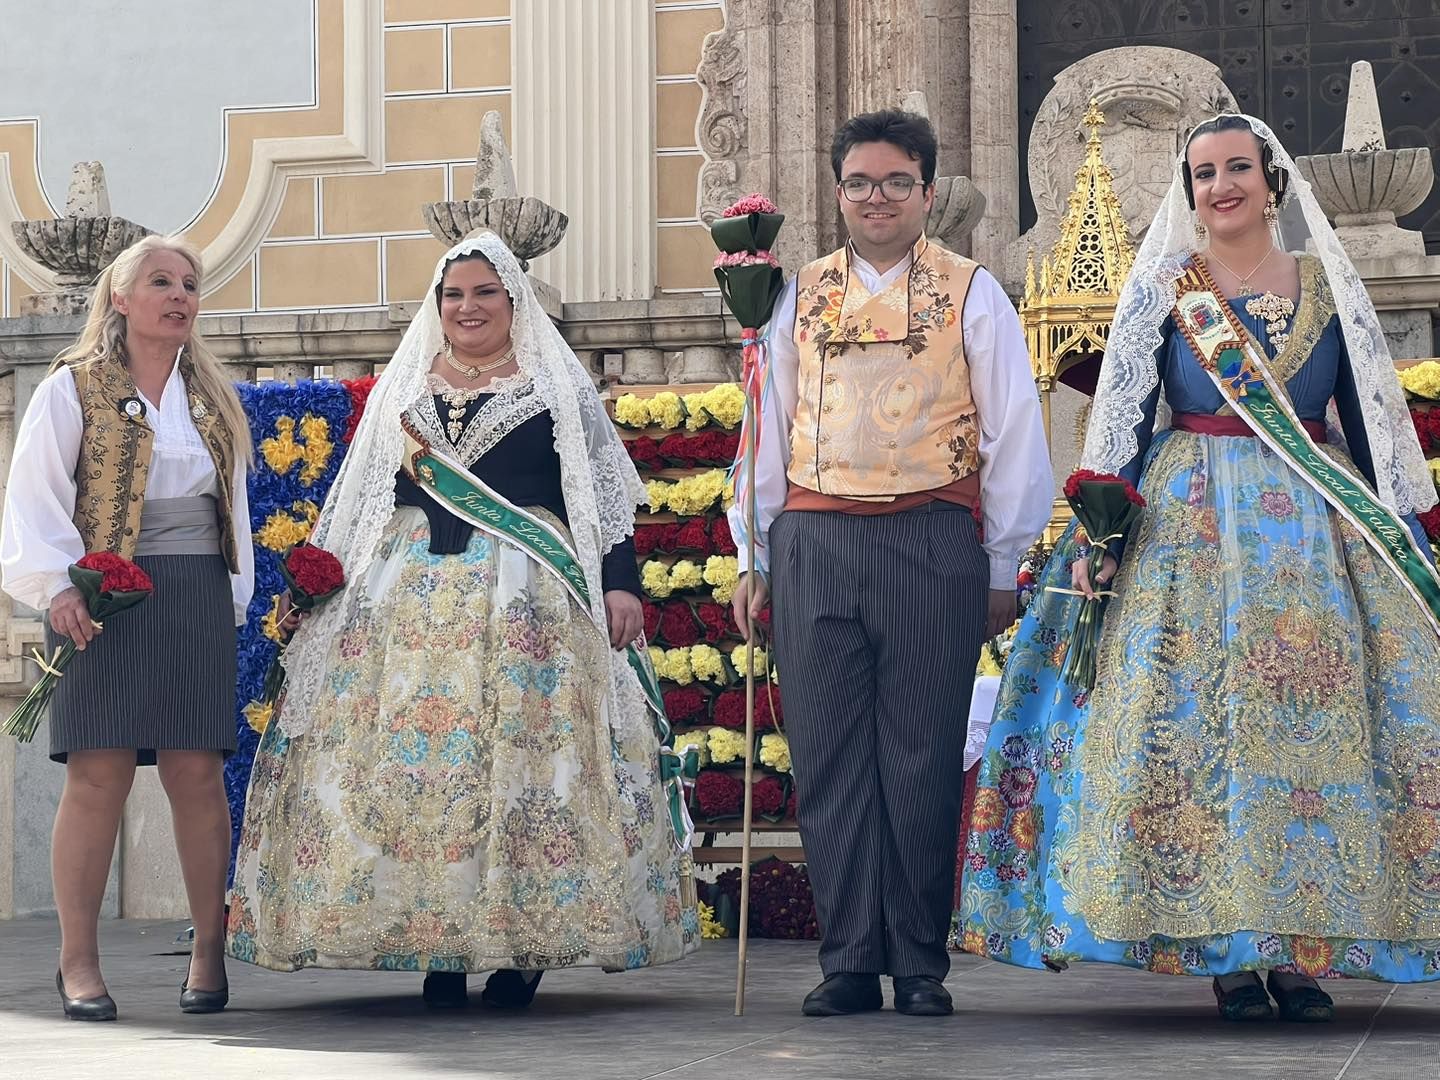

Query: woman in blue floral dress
[958,114,1440,1022]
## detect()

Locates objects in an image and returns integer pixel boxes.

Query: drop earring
[1263,191,1279,229]
[1194,220,1208,246]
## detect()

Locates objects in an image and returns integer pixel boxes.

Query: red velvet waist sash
[1172,412,1327,443]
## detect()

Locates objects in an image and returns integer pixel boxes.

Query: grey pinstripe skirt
[46,496,237,765]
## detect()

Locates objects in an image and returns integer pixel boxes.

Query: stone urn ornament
[422,110,568,270]
[12,161,153,315]
[1295,61,1434,262]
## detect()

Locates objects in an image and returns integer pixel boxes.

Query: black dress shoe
[422,971,469,1009]
[801,973,883,1017]
[892,975,953,1016]
[481,969,543,1009]
[56,970,117,1021]
[179,977,229,1014]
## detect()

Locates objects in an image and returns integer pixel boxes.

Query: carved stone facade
[1010,47,1235,288]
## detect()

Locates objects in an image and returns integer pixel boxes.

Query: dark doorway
[1017,1,1440,253]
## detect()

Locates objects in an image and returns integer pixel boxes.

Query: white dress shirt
[729,248,1054,591]
[1,362,254,625]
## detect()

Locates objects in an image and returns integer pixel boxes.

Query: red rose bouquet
[1053,470,1146,690]
[658,602,701,648]
[672,518,712,556]
[662,686,708,724]
[693,768,745,820]
[260,543,345,704]
[625,436,665,471]
[5,553,155,742]
[709,515,737,556]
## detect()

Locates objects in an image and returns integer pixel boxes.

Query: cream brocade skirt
[226,506,698,973]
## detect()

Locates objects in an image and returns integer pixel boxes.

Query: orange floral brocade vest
[788,236,980,499]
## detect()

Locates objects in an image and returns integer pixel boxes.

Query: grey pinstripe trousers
[770,503,988,980]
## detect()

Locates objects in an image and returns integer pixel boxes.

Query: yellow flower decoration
[255,499,320,553]
[260,416,305,475]
[657,647,695,685]
[701,383,745,429]
[648,645,667,672]
[976,644,1003,677]
[731,644,768,680]
[703,555,740,604]
[645,478,673,513]
[242,699,274,735]
[670,560,704,591]
[650,391,685,430]
[1429,457,1440,488]
[1399,361,1440,401]
[759,732,791,773]
[667,470,728,516]
[613,394,652,428]
[698,900,728,939]
[672,730,710,767]
[642,561,674,598]
[259,593,286,643]
[297,414,334,486]
[690,644,728,685]
[707,726,746,764]
[682,391,712,431]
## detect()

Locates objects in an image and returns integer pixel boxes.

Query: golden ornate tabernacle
[1021,100,1137,443]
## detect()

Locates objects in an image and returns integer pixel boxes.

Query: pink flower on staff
[723,194,779,217]
[714,249,781,269]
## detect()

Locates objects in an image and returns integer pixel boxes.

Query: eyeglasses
[838,176,924,202]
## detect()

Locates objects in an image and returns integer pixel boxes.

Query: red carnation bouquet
[1053,470,1146,690]
[5,553,155,742]
[260,543,345,705]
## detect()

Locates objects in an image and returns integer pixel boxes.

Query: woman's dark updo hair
[1181,114,1288,210]
[433,248,501,309]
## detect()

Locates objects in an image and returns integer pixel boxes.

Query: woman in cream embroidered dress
[958,115,1440,1022]
[227,233,697,1008]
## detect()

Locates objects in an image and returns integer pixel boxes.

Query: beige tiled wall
[655,1,723,294]
[235,2,515,314]
[0,0,726,315]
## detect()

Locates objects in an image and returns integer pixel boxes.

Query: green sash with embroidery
[1170,260,1440,639]
[400,419,699,848]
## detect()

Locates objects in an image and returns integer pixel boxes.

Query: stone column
[513,0,655,302]
[839,0,970,179]
[620,347,666,385]
[332,359,373,381]
[968,0,1018,272]
[669,345,736,384]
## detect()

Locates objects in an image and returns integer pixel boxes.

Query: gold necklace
[443,340,514,380]
[1204,246,1274,296]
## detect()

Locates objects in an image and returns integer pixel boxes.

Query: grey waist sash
[135,495,222,556]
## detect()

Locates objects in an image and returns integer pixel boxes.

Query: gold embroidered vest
[69,354,240,572]
[788,236,980,498]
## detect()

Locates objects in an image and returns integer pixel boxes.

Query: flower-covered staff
[726,109,1053,1019]
[959,112,1440,1025]
[226,232,698,1012]
[1,235,255,1020]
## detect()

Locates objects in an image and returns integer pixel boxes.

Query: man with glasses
[729,109,1052,1018]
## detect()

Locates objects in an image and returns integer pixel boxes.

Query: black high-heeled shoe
[179,963,229,1014]
[56,969,117,1021]
[422,971,469,1009]
[481,969,543,1009]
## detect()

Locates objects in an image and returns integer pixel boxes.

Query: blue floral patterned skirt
[958,429,1440,981]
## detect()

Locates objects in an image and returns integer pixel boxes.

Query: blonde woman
[1,235,254,1020]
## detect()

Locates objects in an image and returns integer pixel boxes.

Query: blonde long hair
[52,234,252,461]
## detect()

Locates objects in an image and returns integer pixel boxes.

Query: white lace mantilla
[1081,113,1434,519]
[278,232,649,738]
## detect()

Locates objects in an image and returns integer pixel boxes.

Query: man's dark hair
[1181,113,1287,210]
[830,109,938,186]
